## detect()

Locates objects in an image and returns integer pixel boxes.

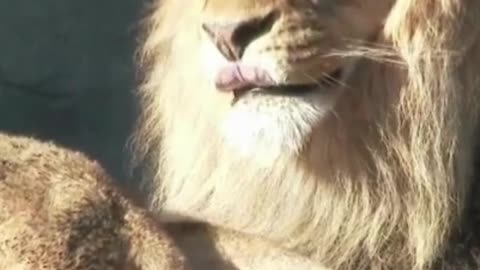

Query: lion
[133,0,480,269]
[0,133,189,270]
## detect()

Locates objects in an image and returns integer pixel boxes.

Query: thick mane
[134,0,480,269]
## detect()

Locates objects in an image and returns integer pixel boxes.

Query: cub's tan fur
[135,0,480,269]
[0,133,188,270]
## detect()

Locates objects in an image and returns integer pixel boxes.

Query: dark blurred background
[0,0,146,184]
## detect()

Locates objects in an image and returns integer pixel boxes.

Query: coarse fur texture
[134,0,480,269]
[0,133,189,270]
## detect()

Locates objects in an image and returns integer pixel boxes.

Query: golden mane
[134,0,480,269]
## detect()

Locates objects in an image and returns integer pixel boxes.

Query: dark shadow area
[165,223,240,270]
[0,0,146,184]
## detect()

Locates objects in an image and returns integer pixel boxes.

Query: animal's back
[0,133,188,270]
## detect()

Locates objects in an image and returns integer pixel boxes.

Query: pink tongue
[215,63,274,91]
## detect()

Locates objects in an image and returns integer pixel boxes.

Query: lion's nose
[202,11,278,61]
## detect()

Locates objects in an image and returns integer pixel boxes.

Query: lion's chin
[215,61,354,164]
[220,89,338,165]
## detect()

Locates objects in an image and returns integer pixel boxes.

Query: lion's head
[136,0,480,269]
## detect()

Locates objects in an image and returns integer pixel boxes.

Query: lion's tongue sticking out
[215,63,274,98]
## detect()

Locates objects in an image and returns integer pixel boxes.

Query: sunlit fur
[134,0,480,269]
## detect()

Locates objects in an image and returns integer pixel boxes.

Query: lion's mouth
[245,68,343,97]
[215,63,344,101]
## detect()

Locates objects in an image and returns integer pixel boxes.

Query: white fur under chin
[220,92,336,165]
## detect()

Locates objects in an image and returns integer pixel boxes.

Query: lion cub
[0,133,189,270]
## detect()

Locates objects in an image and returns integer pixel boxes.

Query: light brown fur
[135,0,480,269]
[0,133,189,270]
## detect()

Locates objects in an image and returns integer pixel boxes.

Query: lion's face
[195,0,395,161]
[141,1,480,269]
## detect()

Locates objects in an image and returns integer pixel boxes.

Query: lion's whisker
[323,49,405,66]
[299,70,350,89]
